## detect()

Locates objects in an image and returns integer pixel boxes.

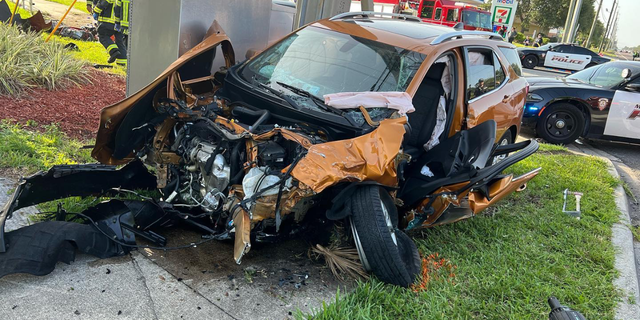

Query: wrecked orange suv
[0,13,539,287]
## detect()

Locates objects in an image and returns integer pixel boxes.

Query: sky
[597,0,638,49]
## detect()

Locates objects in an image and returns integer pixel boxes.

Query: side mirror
[625,83,640,92]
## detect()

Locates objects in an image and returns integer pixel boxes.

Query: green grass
[3,0,31,19]
[0,120,93,173]
[44,0,90,13]
[46,34,127,76]
[0,22,90,95]
[305,145,621,319]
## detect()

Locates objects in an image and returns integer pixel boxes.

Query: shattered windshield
[240,26,426,110]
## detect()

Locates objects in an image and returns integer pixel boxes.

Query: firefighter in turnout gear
[114,0,130,41]
[89,0,127,66]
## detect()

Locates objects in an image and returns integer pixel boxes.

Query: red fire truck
[351,0,492,31]
[350,1,492,31]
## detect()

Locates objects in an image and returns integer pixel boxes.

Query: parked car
[522,61,640,144]
[518,43,610,71]
[0,12,539,287]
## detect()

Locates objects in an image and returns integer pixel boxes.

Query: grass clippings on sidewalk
[305,144,620,320]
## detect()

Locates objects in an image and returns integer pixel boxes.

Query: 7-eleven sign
[492,6,512,24]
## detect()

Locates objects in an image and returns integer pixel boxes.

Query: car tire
[487,130,513,166]
[522,55,538,69]
[536,103,585,145]
[349,186,421,287]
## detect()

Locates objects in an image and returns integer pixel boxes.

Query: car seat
[403,62,446,158]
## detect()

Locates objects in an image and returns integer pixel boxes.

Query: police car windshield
[240,26,426,108]
[568,63,639,88]
[538,43,558,51]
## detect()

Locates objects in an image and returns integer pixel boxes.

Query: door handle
[502,95,510,103]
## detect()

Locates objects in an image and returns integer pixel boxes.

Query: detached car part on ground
[0,15,540,287]
[522,61,640,145]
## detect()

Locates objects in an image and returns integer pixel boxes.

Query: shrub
[0,23,89,96]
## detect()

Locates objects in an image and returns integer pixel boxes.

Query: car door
[543,45,571,69]
[464,47,513,141]
[568,47,594,71]
[603,77,640,139]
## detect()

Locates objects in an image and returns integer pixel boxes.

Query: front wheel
[536,103,585,144]
[522,54,538,69]
[349,186,421,287]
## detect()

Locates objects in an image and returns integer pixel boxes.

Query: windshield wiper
[256,82,302,111]
[275,81,345,116]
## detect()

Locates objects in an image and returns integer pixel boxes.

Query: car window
[554,45,573,53]
[446,8,458,21]
[499,47,523,76]
[494,53,505,87]
[420,0,435,19]
[434,8,442,20]
[573,47,593,56]
[465,48,498,100]
[241,26,427,99]
[567,64,600,83]
[590,65,629,87]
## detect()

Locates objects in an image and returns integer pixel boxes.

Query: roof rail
[431,31,504,45]
[329,11,421,22]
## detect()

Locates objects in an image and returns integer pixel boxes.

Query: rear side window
[499,47,523,76]
[465,48,498,100]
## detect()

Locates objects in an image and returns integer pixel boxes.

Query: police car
[522,61,640,144]
[518,43,610,71]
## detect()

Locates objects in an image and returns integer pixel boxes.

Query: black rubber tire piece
[350,186,421,287]
[522,54,538,69]
[536,102,585,145]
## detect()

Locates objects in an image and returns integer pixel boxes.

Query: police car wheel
[523,55,538,69]
[536,103,585,145]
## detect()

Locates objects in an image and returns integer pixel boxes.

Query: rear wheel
[522,55,538,69]
[536,103,585,144]
[349,186,421,287]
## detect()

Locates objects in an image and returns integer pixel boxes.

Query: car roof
[311,15,508,54]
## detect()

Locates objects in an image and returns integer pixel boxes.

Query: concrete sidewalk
[0,177,347,320]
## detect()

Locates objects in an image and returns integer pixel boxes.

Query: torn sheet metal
[92,24,235,165]
[468,168,541,213]
[291,117,407,193]
[233,208,251,264]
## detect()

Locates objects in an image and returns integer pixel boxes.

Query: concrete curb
[568,145,640,319]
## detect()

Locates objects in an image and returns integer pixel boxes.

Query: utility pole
[603,9,618,51]
[562,0,578,42]
[585,0,603,48]
[606,12,619,51]
[566,0,584,44]
[599,0,617,52]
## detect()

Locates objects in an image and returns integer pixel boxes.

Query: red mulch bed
[0,68,126,140]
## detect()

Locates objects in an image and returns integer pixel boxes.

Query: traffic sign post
[491,0,519,36]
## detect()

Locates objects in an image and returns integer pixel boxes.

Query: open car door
[398,119,540,229]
